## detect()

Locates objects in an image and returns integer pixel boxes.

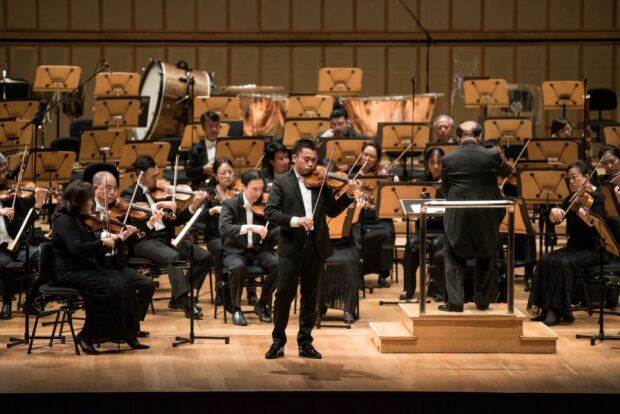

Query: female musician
[550,117,573,138]
[52,180,147,354]
[402,147,446,301]
[351,142,395,288]
[527,160,605,326]
[598,145,620,186]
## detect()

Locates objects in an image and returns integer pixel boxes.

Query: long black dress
[52,213,140,343]
[527,190,606,322]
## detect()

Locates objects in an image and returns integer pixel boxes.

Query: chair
[51,137,80,159]
[127,256,168,315]
[69,118,93,139]
[28,242,84,355]
[589,88,618,136]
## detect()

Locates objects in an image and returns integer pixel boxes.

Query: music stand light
[94,72,141,97]
[0,120,33,151]
[194,96,241,121]
[482,117,533,146]
[118,142,170,171]
[92,96,149,130]
[282,118,330,147]
[527,138,580,166]
[215,137,264,171]
[286,95,334,118]
[0,100,41,121]
[79,129,127,164]
[464,78,509,116]
[317,67,363,96]
[542,80,584,118]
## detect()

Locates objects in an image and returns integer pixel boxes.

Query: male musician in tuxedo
[90,170,155,332]
[440,121,512,312]
[185,110,221,188]
[433,114,456,143]
[261,141,290,189]
[264,139,360,359]
[0,154,46,319]
[121,155,212,319]
[219,169,278,326]
[316,107,360,141]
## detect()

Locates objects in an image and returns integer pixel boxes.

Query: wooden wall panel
[134,0,164,31]
[196,0,227,32]
[39,0,69,30]
[387,0,418,32]
[583,46,613,89]
[386,46,417,95]
[324,0,354,32]
[8,46,37,81]
[324,47,354,68]
[419,0,450,31]
[261,0,290,31]
[452,0,482,31]
[291,47,321,93]
[617,0,620,29]
[135,47,166,71]
[6,0,37,30]
[103,46,134,72]
[356,46,385,96]
[165,0,195,32]
[198,46,228,86]
[484,0,514,31]
[549,0,580,30]
[616,45,620,121]
[291,0,321,31]
[0,48,6,68]
[101,0,132,31]
[484,47,514,82]
[167,46,197,70]
[356,0,385,31]
[70,0,100,31]
[515,46,547,86]
[72,46,102,122]
[583,0,614,30]
[0,0,4,30]
[427,46,450,117]
[516,0,546,30]
[229,0,258,32]
[549,45,580,80]
[230,47,259,85]
[40,47,70,66]
[261,47,290,92]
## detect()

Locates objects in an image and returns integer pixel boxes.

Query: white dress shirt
[0,200,14,245]
[291,169,314,229]
[205,138,216,166]
[239,193,255,247]
[138,183,166,231]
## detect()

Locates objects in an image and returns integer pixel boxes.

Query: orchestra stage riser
[370,303,558,354]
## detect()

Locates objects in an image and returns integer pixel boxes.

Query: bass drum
[134,60,212,141]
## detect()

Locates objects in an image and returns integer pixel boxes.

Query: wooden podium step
[371,303,557,354]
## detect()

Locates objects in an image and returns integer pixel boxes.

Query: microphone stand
[398,0,433,93]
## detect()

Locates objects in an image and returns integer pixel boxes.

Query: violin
[0,180,61,201]
[303,165,372,193]
[250,193,269,216]
[115,198,176,221]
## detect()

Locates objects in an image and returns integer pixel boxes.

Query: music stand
[317,67,363,96]
[215,137,264,171]
[323,138,371,171]
[0,120,33,151]
[576,213,620,346]
[482,117,534,147]
[282,118,330,148]
[118,142,170,171]
[22,150,76,189]
[193,96,241,121]
[464,78,509,116]
[603,125,620,148]
[94,72,140,97]
[527,138,581,166]
[0,100,41,121]
[92,96,149,130]
[499,197,534,235]
[286,95,334,118]
[179,122,230,152]
[79,129,127,163]
[542,80,584,118]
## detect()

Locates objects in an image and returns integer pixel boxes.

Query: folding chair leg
[48,310,62,347]
[65,310,80,355]
[28,314,41,354]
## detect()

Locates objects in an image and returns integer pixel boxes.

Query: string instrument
[83,212,145,238]
[0,180,61,201]
[250,193,269,216]
[499,137,533,191]
[303,165,372,193]
[114,197,176,221]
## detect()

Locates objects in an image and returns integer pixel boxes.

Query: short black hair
[265,141,289,162]
[55,180,94,218]
[362,141,382,161]
[200,110,220,125]
[207,156,233,187]
[550,117,570,136]
[133,155,157,172]
[567,159,592,176]
[292,138,317,155]
[599,144,620,160]
[329,107,349,120]
[425,146,445,164]
[241,169,264,187]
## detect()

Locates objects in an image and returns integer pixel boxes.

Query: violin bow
[11,145,29,210]
[172,154,179,202]
[564,156,603,215]
[346,152,364,177]
[123,171,144,225]
[312,146,336,218]
[499,137,533,190]
[384,140,416,174]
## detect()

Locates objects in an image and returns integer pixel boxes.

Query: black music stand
[527,138,582,166]
[215,137,265,171]
[576,213,620,346]
[424,142,459,157]
[79,129,127,164]
[517,167,570,255]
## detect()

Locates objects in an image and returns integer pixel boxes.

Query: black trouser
[403,233,444,298]
[222,249,278,310]
[114,264,155,322]
[272,239,323,347]
[0,245,40,303]
[132,237,212,301]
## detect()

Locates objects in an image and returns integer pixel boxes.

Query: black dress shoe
[0,303,11,320]
[399,292,413,301]
[377,277,391,288]
[438,303,463,312]
[247,294,258,306]
[185,305,203,320]
[169,297,202,312]
[343,312,355,324]
[137,330,150,338]
[76,335,99,355]
[254,302,272,323]
[233,310,247,326]
[298,344,322,359]
[265,343,284,359]
[125,337,150,350]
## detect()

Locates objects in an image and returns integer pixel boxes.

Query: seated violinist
[598,145,620,201]
[550,117,573,138]
[219,169,278,326]
[316,107,360,141]
[89,169,155,333]
[185,111,221,188]
[121,155,212,319]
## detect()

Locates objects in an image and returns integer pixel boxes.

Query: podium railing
[418,199,516,314]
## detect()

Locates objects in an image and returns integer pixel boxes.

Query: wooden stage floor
[1,270,619,395]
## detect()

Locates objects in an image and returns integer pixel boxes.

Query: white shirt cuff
[147,222,154,230]
[290,217,300,227]
[240,225,248,235]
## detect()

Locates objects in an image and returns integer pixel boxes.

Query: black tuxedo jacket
[441,141,512,257]
[185,140,215,187]
[219,194,277,254]
[264,169,353,260]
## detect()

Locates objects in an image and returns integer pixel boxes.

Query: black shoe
[438,303,463,312]
[298,344,322,359]
[247,293,258,306]
[169,297,202,312]
[377,277,391,288]
[265,343,284,359]
[185,305,203,320]
[474,293,489,310]
[233,310,247,326]
[320,303,328,319]
[0,302,11,320]
[137,330,150,338]
[254,302,272,323]
[399,292,413,301]
[344,312,355,324]
[76,335,99,355]
[475,302,490,310]
[125,337,150,350]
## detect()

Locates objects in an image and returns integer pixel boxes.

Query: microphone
[103,60,111,72]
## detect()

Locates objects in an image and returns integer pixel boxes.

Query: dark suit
[441,140,511,308]
[185,141,215,188]
[121,185,212,301]
[219,194,278,309]
[264,169,354,347]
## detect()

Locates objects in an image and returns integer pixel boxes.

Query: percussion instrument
[239,93,287,136]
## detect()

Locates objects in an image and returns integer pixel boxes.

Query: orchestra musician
[261,141,290,189]
[550,117,573,138]
[598,145,620,200]
[185,110,221,188]
[528,160,605,326]
[432,114,457,143]
[440,121,512,312]
[219,169,278,326]
[51,180,148,354]
[121,155,212,320]
[316,107,361,141]
[264,139,360,359]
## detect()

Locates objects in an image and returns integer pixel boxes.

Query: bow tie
[205,140,216,149]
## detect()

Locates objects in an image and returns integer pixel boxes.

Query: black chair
[28,243,84,355]
[127,256,168,315]
[82,162,120,184]
[214,261,266,323]
[69,119,93,139]
[578,88,618,138]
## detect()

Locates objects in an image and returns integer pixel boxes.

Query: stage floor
[1,271,619,394]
